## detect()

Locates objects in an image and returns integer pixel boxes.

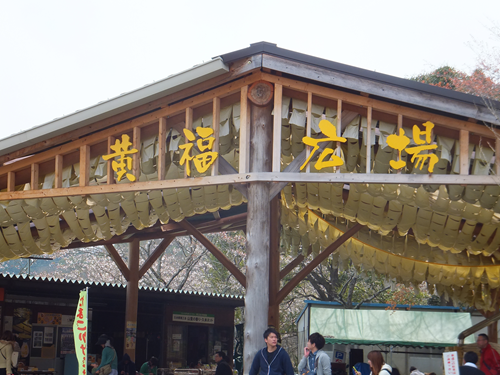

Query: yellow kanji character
[407,121,438,172]
[413,121,434,145]
[102,134,138,182]
[387,128,410,170]
[300,120,346,171]
[387,121,438,172]
[180,127,219,176]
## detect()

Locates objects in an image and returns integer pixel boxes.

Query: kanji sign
[73,290,88,375]
[443,351,459,375]
[300,119,440,172]
[300,120,346,171]
[103,134,139,182]
[173,311,215,324]
[387,121,438,172]
[180,127,218,176]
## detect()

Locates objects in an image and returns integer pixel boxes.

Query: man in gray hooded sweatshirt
[298,333,332,375]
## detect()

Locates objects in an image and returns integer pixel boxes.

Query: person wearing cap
[95,334,118,375]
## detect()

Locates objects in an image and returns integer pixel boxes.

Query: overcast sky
[0,0,499,141]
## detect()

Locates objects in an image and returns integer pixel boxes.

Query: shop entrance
[187,326,209,367]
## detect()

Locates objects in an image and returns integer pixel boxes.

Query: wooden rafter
[276,223,364,304]
[177,219,247,287]
[138,236,175,279]
[104,244,131,281]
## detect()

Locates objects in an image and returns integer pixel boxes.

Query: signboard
[73,290,88,375]
[172,312,215,324]
[443,351,459,375]
[125,321,136,350]
[334,350,345,363]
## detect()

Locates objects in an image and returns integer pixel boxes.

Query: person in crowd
[477,334,500,375]
[140,356,159,375]
[353,363,371,375]
[95,334,118,375]
[214,352,232,375]
[409,367,424,375]
[367,351,392,375]
[118,353,136,375]
[298,332,332,375]
[460,351,485,375]
[0,331,13,375]
[249,328,294,375]
[392,368,401,375]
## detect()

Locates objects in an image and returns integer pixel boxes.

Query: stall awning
[310,307,475,347]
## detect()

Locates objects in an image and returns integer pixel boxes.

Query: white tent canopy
[309,305,475,347]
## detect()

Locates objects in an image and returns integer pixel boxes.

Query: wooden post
[460,130,469,175]
[489,321,498,344]
[124,238,140,361]
[244,81,273,375]
[268,195,281,329]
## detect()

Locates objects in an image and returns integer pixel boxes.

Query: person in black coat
[215,352,232,375]
[460,351,485,375]
[118,353,136,375]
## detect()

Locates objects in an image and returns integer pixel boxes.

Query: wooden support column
[268,195,281,329]
[244,81,273,375]
[124,238,139,361]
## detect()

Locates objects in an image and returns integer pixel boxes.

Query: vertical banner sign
[73,290,88,375]
[443,351,459,375]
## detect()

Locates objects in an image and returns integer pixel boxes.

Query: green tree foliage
[412,66,500,101]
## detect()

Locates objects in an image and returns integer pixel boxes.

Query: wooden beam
[366,106,372,174]
[276,223,363,303]
[158,118,167,180]
[217,157,248,198]
[177,220,246,287]
[262,54,498,125]
[212,97,220,176]
[0,69,262,165]
[138,236,174,279]
[497,138,500,177]
[268,196,281,328]
[460,129,469,175]
[2,171,500,201]
[239,86,250,173]
[261,72,498,138]
[7,171,14,192]
[397,114,403,174]
[279,248,312,280]
[55,155,63,189]
[104,244,131,281]
[132,127,141,180]
[0,74,262,176]
[272,83,283,173]
[185,107,193,178]
[30,163,39,190]
[336,99,342,173]
[107,136,115,185]
[244,97,273,375]
[80,145,90,187]
[305,92,313,173]
[124,238,139,361]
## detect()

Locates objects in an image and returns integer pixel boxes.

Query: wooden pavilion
[1,42,500,371]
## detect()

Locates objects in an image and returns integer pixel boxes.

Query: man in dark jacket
[460,351,485,375]
[215,352,232,375]
[118,353,136,375]
[249,328,294,375]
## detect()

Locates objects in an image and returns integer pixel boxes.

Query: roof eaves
[0,58,229,157]
[219,42,500,115]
